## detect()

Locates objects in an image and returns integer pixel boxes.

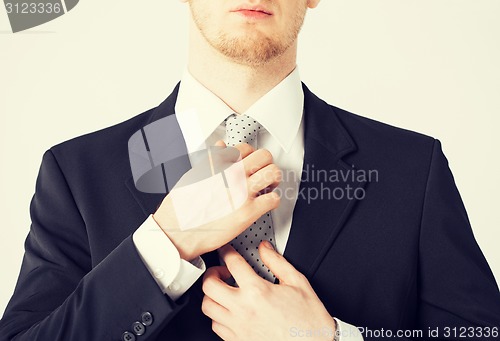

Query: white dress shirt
[132,67,363,340]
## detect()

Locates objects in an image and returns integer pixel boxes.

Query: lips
[230,4,273,16]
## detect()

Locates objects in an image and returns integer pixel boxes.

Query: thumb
[214,139,226,147]
[258,241,305,286]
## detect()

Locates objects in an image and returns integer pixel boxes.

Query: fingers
[233,143,254,159]
[231,145,275,177]
[247,164,282,197]
[201,295,230,323]
[252,192,281,217]
[202,266,236,308]
[218,244,260,287]
[227,191,279,234]
[242,148,273,176]
[213,141,276,180]
[214,140,227,147]
[211,320,235,341]
[203,265,233,282]
[201,295,236,340]
[258,241,308,287]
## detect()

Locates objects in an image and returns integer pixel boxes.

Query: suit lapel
[124,83,221,272]
[283,85,367,279]
[125,82,186,216]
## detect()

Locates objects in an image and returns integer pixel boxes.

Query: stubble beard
[190,4,307,67]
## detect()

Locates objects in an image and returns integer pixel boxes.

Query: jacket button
[132,321,146,336]
[122,331,136,341]
[141,311,154,326]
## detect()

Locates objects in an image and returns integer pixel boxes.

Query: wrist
[152,213,200,261]
[314,314,337,341]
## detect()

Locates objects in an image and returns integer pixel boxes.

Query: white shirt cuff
[335,317,364,341]
[132,215,206,301]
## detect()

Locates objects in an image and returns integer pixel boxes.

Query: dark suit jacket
[1,84,499,341]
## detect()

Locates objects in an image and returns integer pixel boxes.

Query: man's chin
[221,45,282,66]
[213,35,286,66]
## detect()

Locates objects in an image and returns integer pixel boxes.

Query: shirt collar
[175,67,304,153]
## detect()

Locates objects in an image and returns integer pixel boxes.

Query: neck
[187,20,297,114]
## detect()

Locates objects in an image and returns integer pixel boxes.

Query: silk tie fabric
[225,114,277,282]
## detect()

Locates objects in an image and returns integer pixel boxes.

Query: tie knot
[225,114,262,147]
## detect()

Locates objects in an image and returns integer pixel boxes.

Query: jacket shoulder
[332,105,437,155]
[46,107,157,181]
[51,108,154,155]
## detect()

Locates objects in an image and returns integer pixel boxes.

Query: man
[1,0,499,340]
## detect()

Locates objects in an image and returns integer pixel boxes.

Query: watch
[333,318,340,341]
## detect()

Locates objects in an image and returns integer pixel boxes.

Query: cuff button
[122,331,136,341]
[169,281,181,291]
[132,321,146,336]
[153,268,165,279]
[141,311,154,326]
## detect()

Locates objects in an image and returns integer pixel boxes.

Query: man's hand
[153,142,282,261]
[201,242,336,341]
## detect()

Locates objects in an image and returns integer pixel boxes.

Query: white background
[1,0,499,313]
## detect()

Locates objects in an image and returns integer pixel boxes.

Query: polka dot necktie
[225,113,276,282]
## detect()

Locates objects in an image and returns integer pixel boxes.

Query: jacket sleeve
[364,140,500,341]
[416,139,500,338]
[0,150,187,341]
